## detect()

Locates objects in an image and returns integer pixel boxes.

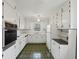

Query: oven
[3,22,17,51]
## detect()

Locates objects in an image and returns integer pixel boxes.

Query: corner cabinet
[51,40,68,59]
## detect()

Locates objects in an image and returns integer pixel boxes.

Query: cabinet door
[20,17,25,29]
[51,40,60,59]
[62,10,70,29]
[61,0,71,29]
[51,40,55,58]
[54,44,60,59]
[16,12,25,29]
[25,36,28,44]
[3,45,16,59]
[15,39,21,57]
[57,9,62,29]
[5,0,16,8]
[4,1,16,24]
[21,37,26,48]
[53,41,60,59]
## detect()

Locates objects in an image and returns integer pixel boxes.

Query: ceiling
[16,0,66,17]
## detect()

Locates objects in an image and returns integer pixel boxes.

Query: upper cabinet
[56,9,62,29]
[61,0,71,29]
[4,0,16,9]
[16,12,26,29]
[3,0,16,24]
[20,16,25,29]
[55,0,71,29]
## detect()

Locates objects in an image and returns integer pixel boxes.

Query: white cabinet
[15,38,22,57]
[56,9,62,29]
[3,35,28,59]
[3,45,16,59]
[51,40,60,59]
[20,17,25,29]
[16,12,26,29]
[4,0,16,8]
[61,0,71,29]
[15,35,28,58]
[56,0,71,29]
[51,40,68,59]
[3,0,16,24]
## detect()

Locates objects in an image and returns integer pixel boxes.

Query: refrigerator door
[46,25,51,50]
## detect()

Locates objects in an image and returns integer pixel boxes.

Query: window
[34,24,40,31]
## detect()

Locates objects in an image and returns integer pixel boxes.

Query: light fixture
[37,18,40,22]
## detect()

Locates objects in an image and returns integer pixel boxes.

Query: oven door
[5,29,17,46]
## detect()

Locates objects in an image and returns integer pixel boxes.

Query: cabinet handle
[14,46,16,48]
[2,2,4,6]
[69,10,70,13]
[69,5,71,7]
[2,16,4,19]
[17,36,20,37]
[2,54,4,58]
[69,1,71,4]
[59,46,60,49]
[69,24,71,27]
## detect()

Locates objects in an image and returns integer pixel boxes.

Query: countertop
[17,34,29,38]
[52,39,68,45]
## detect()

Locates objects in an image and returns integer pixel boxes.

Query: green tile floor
[16,43,54,59]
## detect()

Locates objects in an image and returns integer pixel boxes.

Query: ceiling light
[37,18,40,22]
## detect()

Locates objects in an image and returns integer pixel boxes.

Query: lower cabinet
[2,45,16,59]
[15,36,28,58]
[51,40,60,59]
[51,40,68,59]
[15,38,22,57]
[3,36,28,59]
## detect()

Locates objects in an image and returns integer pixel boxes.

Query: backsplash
[58,29,69,42]
[17,29,29,36]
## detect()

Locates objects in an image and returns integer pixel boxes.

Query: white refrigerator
[46,25,51,51]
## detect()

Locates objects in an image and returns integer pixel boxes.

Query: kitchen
[2,0,77,59]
